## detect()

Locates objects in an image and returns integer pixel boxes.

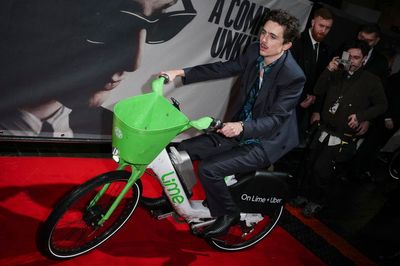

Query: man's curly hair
[263,9,300,44]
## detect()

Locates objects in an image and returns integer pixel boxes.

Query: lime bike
[41,76,292,258]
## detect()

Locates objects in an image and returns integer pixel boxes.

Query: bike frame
[148,148,212,220]
[94,163,146,225]
[90,76,216,227]
[92,147,213,227]
[90,76,264,229]
[43,76,288,258]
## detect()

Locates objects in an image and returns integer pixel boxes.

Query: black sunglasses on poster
[87,0,197,45]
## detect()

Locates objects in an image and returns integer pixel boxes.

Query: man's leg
[290,133,324,207]
[179,134,269,215]
[302,142,337,217]
[179,134,269,237]
[196,144,269,217]
[199,143,269,237]
[141,133,236,209]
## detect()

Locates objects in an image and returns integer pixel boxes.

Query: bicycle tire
[41,170,142,259]
[389,149,400,180]
[208,205,284,251]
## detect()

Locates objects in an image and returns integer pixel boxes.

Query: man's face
[259,21,292,63]
[64,0,179,108]
[311,16,333,42]
[347,48,365,72]
[358,31,380,48]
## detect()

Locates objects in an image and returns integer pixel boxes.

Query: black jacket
[291,30,332,101]
[314,68,387,137]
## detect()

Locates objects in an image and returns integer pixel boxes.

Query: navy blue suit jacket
[183,42,305,163]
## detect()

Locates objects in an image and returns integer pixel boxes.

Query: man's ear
[283,41,292,51]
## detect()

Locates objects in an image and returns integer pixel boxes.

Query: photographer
[295,40,387,217]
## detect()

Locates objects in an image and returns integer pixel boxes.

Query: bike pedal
[150,207,174,220]
[150,209,174,220]
[146,200,174,218]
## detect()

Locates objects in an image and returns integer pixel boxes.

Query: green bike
[41,76,291,258]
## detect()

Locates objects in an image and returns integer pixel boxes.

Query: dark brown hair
[343,39,370,57]
[359,23,381,38]
[313,7,333,20]
[264,9,300,44]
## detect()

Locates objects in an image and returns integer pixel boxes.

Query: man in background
[348,24,391,180]
[291,7,334,145]
[357,24,389,79]
[296,40,387,217]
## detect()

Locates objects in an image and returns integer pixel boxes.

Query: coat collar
[252,51,289,109]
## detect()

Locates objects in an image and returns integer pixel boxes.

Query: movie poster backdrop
[0,0,312,140]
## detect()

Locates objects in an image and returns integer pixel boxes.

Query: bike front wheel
[41,170,142,259]
[208,205,284,251]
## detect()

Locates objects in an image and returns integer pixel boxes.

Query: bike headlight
[112,147,120,163]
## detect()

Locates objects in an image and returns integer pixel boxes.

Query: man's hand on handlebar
[160,69,185,83]
[218,122,244,138]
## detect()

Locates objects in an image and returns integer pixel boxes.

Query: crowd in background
[288,6,400,218]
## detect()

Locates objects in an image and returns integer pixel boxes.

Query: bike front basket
[112,92,190,164]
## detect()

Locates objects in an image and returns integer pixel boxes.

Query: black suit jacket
[364,48,389,82]
[385,72,400,127]
[183,42,305,163]
[291,30,332,101]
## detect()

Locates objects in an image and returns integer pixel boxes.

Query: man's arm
[162,43,257,84]
[182,44,255,84]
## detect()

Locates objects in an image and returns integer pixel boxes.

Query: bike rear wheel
[208,205,284,251]
[41,170,141,259]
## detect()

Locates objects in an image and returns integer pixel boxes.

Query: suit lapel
[365,49,376,68]
[253,52,287,112]
[232,59,259,119]
[247,63,259,94]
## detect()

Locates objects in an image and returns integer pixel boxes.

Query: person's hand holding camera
[327,56,340,72]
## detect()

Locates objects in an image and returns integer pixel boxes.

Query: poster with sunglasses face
[0,0,312,141]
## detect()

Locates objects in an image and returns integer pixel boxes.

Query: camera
[336,51,351,71]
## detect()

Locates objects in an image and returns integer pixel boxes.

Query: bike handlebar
[151,76,223,132]
[207,118,223,131]
[159,74,170,84]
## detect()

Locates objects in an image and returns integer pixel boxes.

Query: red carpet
[0,156,325,265]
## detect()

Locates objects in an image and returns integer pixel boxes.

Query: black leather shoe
[140,195,169,209]
[202,213,240,238]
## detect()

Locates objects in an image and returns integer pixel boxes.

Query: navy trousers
[178,133,270,217]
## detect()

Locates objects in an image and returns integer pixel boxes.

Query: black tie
[313,43,319,62]
[39,121,54,137]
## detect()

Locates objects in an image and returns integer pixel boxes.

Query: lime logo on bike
[161,171,184,204]
[114,127,123,139]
